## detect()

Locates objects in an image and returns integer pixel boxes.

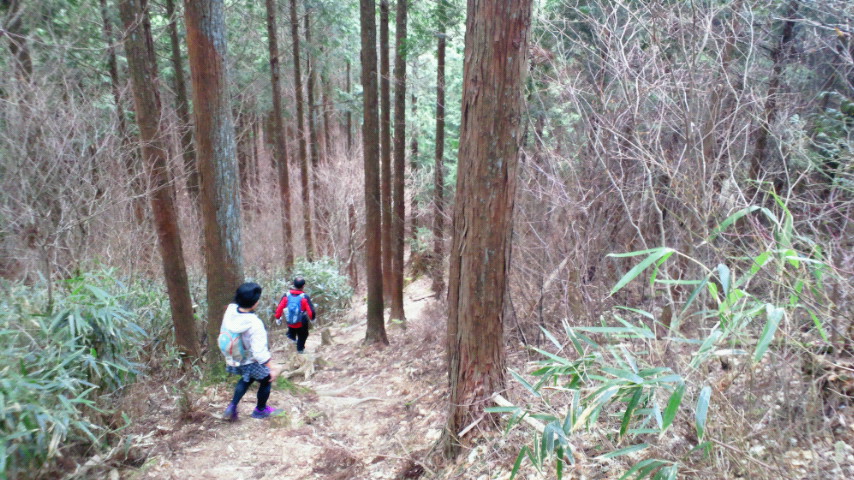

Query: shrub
[0,270,155,478]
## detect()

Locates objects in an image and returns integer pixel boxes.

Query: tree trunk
[183,0,244,366]
[266,0,294,269]
[346,59,353,154]
[444,0,533,457]
[165,0,199,200]
[431,9,446,295]
[360,0,388,345]
[389,0,407,322]
[305,10,319,260]
[348,202,359,290]
[749,0,799,186]
[410,92,418,242]
[119,0,198,362]
[2,0,33,82]
[380,0,393,301]
[322,76,333,160]
[289,0,313,262]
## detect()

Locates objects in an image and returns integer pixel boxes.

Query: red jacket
[274,289,315,328]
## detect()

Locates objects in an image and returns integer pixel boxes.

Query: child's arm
[302,295,315,320]
[273,295,287,321]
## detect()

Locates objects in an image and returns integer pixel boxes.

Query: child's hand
[267,363,279,382]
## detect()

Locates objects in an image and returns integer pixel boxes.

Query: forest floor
[118,277,513,480]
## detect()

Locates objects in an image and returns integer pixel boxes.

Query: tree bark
[266,0,294,269]
[119,0,198,362]
[346,59,353,154]
[360,0,388,345]
[322,76,333,160]
[444,0,533,457]
[389,0,407,322]
[165,0,199,200]
[289,0,313,262]
[410,92,418,242]
[305,10,319,260]
[431,7,446,295]
[380,0,393,300]
[183,0,244,366]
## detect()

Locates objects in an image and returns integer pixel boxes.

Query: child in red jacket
[274,276,316,354]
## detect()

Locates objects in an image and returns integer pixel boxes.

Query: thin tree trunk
[322,76,333,160]
[119,0,198,362]
[380,0,393,301]
[390,0,407,322]
[184,0,244,366]
[348,202,359,290]
[266,0,294,269]
[360,0,388,345]
[431,13,446,295]
[410,92,418,242]
[165,0,199,200]
[305,10,319,260]
[749,0,799,186]
[444,0,533,457]
[346,59,353,154]
[289,0,313,261]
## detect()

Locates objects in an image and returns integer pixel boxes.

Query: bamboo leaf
[661,383,685,430]
[695,386,711,440]
[610,248,674,295]
[598,443,649,460]
[716,264,730,295]
[754,305,783,362]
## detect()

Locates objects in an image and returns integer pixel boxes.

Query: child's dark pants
[231,375,272,409]
[286,323,309,352]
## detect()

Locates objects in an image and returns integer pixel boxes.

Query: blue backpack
[218,329,247,362]
[286,293,306,326]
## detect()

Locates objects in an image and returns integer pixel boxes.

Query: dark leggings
[231,375,272,409]
[287,323,310,352]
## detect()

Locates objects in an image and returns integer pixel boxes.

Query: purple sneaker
[223,403,238,421]
[251,406,281,419]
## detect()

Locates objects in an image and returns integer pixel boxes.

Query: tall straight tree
[118,0,198,361]
[389,0,407,322]
[444,0,533,457]
[265,0,294,269]
[360,0,388,345]
[346,59,353,153]
[379,0,393,299]
[2,0,32,83]
[305,11,320,258]
[290,0,314,260]
[409,92,418,242]
[431,1,447,295]
[165,0,199,200]
[183,0,244,365]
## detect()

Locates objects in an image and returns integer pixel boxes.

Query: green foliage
[0,271,157,479]
[491,199,832,479]
[255,257,353,323]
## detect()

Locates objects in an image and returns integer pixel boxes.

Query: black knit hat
[234,282,262,309]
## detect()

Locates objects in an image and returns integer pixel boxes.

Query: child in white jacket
[220,282,280,420]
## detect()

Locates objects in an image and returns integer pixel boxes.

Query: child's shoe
[222,403,238,421]
[251,405,281,419]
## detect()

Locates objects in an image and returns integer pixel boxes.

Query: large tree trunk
[289,0,313,262]
[444,0,533,457]
[389,0,407,322]
[266,0,294,269]
[380,0,393,300]
[431,8,446,295]
[119,0,198,362]
[322,76,333,161]
[165,0,199,200]
[183,0,244,366]
[305,10,319,260]
[360,0,388,345]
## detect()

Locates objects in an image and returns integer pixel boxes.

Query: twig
[710,438,792,478]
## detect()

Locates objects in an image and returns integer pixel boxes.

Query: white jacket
[220,303,271,367]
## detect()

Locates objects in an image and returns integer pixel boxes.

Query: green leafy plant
[490,199,831,479]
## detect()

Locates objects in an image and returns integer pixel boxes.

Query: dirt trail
[131,278,447,480]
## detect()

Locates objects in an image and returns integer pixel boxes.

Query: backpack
[286,293,307,326]
[218,329,247,362]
